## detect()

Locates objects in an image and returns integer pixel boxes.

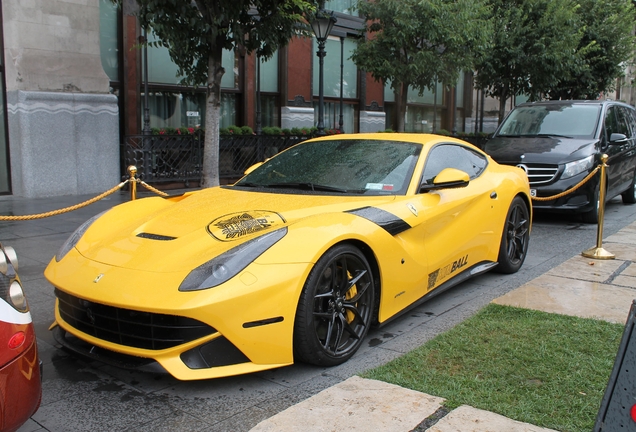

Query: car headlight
[56,211,107,262]
[562,155,594,179]
[179,227,287,292]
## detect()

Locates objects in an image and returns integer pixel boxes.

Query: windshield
[234,139,422,195]
[496,104,602,138]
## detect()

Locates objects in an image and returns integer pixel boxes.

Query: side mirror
[420,168,470,192]
[609,133,628,144]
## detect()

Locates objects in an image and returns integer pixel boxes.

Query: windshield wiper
[264,182,352,193]
[533,133,573,139]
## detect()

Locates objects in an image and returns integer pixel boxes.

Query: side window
[619,107,636,138]
[603,105,632,138]
[605,106,619,138]
[615,106,631,136]
[421,144,488,185]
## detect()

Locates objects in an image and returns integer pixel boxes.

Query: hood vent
[136,233,177,241]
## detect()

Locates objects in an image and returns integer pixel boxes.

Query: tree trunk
[498,85,509,125]
[202,45,224,188]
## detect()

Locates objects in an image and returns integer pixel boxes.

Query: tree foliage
[134,0,317,187]
[351,0,492,132]
[474,0,582,122]
[545,0,636,100]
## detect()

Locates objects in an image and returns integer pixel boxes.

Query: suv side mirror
[420,168,470,192]
[610,133,628,144]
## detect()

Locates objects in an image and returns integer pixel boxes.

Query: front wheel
[622,169,636,204]
[293,244,375,366]
[496,196,530,274]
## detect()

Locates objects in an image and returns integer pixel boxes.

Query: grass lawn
[361,304,624,432]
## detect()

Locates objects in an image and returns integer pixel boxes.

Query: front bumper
[531,171,598,214]
[46,250,311,380]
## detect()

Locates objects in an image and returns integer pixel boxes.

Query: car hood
[74,187,396,272]
[484,136,597,165]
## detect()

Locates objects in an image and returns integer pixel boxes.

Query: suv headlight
[562,155,595,179]
[179,227,287,291]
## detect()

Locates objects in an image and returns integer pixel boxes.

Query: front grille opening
[180,336,250,369]
[55,288,216,350]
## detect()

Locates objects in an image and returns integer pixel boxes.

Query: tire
[293,244,375,366]
[496,196,530,274]
[622,170,636,204]
[581,185,600,224]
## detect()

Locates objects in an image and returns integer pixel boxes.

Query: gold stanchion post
[128,165,138,201]
[582,154,615,259]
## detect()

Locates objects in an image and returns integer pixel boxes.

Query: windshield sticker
[365,183,394,191]
[208,211,286,241]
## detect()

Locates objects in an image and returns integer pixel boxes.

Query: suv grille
[55,288,216,350]
[508,163,559,186]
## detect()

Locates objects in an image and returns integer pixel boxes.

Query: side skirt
[378,261,498,327]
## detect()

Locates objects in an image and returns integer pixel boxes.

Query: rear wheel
[496,196,530,274]
[293,244,375,366]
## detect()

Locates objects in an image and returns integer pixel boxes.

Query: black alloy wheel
[293,244,375,366]
[496,196,530,274]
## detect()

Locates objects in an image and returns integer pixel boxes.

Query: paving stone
[249,376,444,432]
[428,405,559,432]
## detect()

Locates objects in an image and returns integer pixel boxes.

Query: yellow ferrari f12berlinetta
[45,133,532,380]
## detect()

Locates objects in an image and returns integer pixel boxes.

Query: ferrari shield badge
[208,211,286,241]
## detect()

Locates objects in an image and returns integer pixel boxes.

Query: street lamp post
[311,9,336,136]
[140,28,151,136]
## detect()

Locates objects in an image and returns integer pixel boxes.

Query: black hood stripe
[347,207,411,235]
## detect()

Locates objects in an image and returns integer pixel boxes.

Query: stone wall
[2,0,118,197]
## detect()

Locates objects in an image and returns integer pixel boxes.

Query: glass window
[324,0,357,15]
[147,31,237,89]
[236,139,422,195]
[313,101,355,132]
[408,83,443,105]
[313,37,357,99]
[404,105,442,133]
[422,144,487,184]
[497,104,602,138]
[259,52,278,93]
[260,95,280,128]
[143,92,206,129]
[99,0,118,81]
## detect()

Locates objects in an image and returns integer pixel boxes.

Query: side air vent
[136,233,176,241]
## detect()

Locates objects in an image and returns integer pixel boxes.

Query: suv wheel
[621,170,636,204]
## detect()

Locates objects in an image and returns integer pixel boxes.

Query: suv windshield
[234,139,422,195]
[497,104,602,138]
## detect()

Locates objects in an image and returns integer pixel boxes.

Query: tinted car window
[619,106,635,138]
[421,144,487,184]
[235,139,422,195]
[497,104,601,138]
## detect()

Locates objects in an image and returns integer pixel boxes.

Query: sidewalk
[250,222,636,432]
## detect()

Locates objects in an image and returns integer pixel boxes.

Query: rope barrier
[138,180,169,197]
[530,165,600,202]
[0,181,130,221]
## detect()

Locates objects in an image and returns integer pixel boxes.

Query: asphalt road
[5,191,636,432]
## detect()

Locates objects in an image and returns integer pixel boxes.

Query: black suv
[484,100,636,222]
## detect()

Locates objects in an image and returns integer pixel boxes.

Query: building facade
[6,1,624,197]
